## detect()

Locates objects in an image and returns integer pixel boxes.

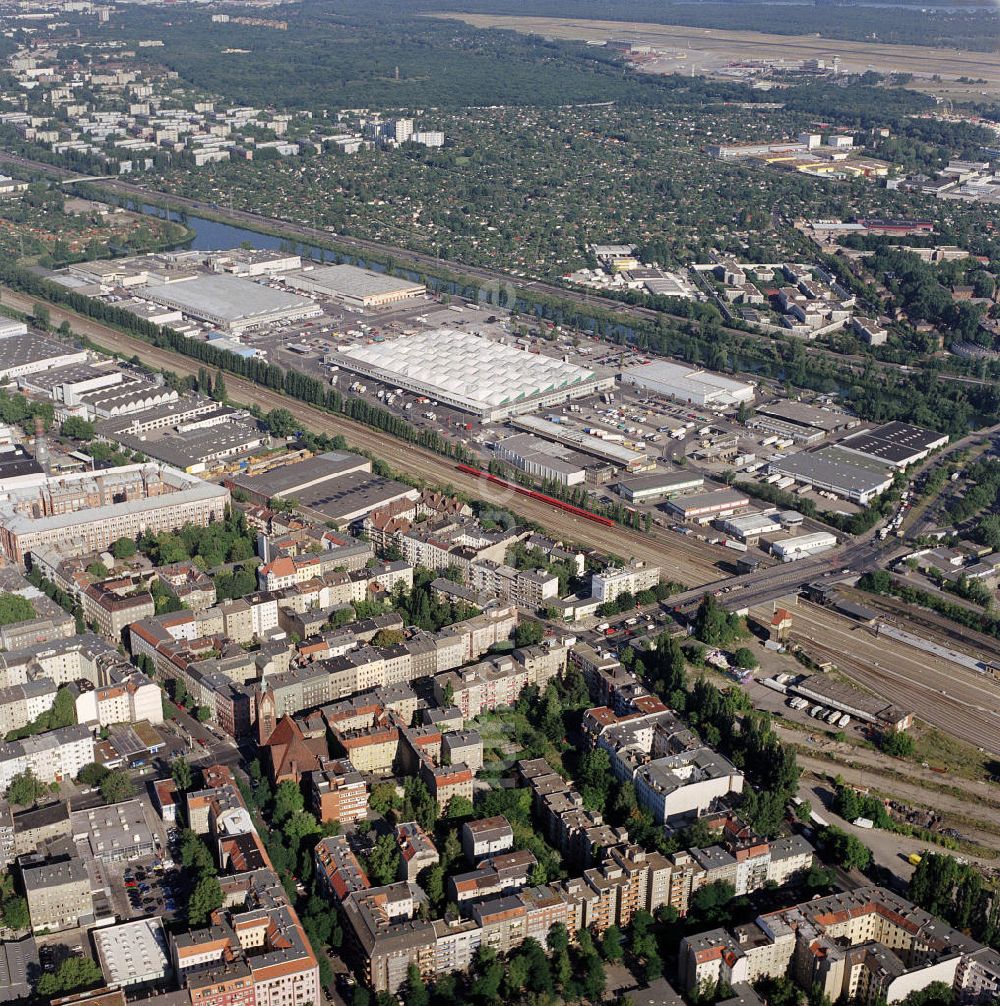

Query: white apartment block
[467,560,559,609]
[591,561,660,604]
[633,747,744,826]
[680,886,989,1005]
[0,724,95,789]
[75,671,162,728]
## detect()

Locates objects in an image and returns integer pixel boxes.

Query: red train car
[455,464,616,527]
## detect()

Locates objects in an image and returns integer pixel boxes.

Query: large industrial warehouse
[336,330,614,421]
[767,447,893,504]
[622,360,755,407]
[836,421,949,469]
[141,275,321,333]
[285,264,425,308]
[223,451,418,528]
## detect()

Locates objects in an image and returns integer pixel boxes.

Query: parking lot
[113,832,184,921]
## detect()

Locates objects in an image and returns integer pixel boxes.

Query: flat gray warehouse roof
[0,332,86,373]
[141,275,317,324]
[618,471,704,494]
[228,452,371,499]
[755,400,854,432]
[287,264,425,301]
[295,472,418,525]
[838,421,949,466]
[769,447,892,500]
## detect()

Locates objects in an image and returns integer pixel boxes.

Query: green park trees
[188,875,224,927]
[365,833,400,887]
[172,757,194,793]
[910,853,1000,948]
[693,593,744,648]
[0,593,35,627]
[0,873,28,931]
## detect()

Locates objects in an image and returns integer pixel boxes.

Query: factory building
[337,330,613,422]
[836,421,949,470]
[616,470,704,502]
[665,488,750,522]
[766,447,893,505]
[510,416,647,471]
[622,361,755,408]
[769,531,837,562]
[140,274,320,333]
[225,451,418,528]
[285,263,425,308]
[716,509,803,545]
[750,401,857,443]
[493,433,587,486]
[0,327,89,382]
[0,463,230,565]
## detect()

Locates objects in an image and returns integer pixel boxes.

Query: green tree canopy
[36,957,103,998]
[188,874,224,926]
[99,770,136,804]
[0,594,35,627]
[5,770,46,806]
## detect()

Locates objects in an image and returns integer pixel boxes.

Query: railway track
[0,286,725,585]
[840,585,1000,667]
[788,602,1000,753]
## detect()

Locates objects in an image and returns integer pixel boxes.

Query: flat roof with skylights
[93,917,172,988]
[336,330,613,420]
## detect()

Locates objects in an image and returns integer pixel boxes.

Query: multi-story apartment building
[395,822,439,883]
[449,850,537,908]
[23,855,92,932]
[396,518,523,579]
[517,757,627,869]
[679,887,988,1005]
[0,678,58,734]
[956,947,1000,1004]
[633,747,745,827]
[342,882,437,992]
[433,656,530,720]
[462,816,514,863]
[421,760,474,810]
[314,834,371,903]
[339,838,689,994]
[441,730,483,773]
[308,757,368,825]
[466,560,558,610]
[74,670,162,728]
[591,561,661,604]
[81,579,154,642]
[155,561,217,610]
[172,772,320,1006]
[0,723,94,790]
